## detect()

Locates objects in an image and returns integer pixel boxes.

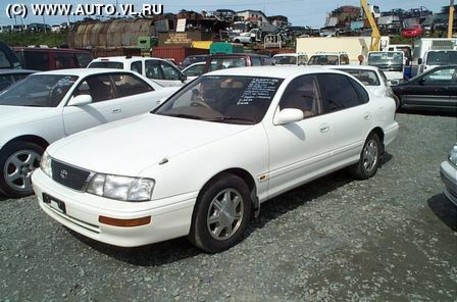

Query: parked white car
[326,65,400,109]
[33,66,399,253]
[88,56,188,87]
[440,143,457,206]
[0,68,178,197]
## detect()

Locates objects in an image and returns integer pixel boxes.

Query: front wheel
[0,142,44,197]
[188,174,252,253]
[349,134,381,180]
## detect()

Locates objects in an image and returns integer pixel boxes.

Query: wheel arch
[2,135,50,151]
[195,168,259,219]
[367,127,385,154]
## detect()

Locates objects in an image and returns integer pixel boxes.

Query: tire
[349,134,381,180]
[0,142,44,198]
[188,173,252,253]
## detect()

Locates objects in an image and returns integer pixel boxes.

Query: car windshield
[426,51,457,65]
[208,58,246,71]
[308,55,339,65]
[273,55,297,65]
[0,74,78,107]
[154,75,283,124]
[367,52,404,71]
[88,61,124,69]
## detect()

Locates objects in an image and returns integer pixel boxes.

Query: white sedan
[0,68,178,197]
[32,66,399,253]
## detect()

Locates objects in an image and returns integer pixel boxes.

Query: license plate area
[43,193,66,214]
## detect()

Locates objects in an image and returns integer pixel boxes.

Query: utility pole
[448,0,454,38]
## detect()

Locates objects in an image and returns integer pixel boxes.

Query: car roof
[32,68,140,76]
[325,65,381,71]
[204,65,348,79]
[0,69,37,74]
[90,56,167,62]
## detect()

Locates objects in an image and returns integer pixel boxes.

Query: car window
[279,75,320,118]
[0,50,11,68]
[251,56,262,66]
[340,55,350,65]
[13,73,31,82]
[111,73,153,97]
[318,73,365,112]
[23,51,49,70]
[76,53,93,67]
[209,58,246,71]
[0,74,78,107]
[78,74,114,103]
[160,61,181,80]
[0,74,13,91]
[155,76,283,124]
[130,61,143,74]
[339,69,380,86]
[183,64,205,77]
[145,60,163,80]
[422,67,456,84]
[55,53,78,69]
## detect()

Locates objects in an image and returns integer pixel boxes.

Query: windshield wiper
[208,116,256,124]
[165,113,203,120]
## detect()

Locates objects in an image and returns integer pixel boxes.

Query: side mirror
[67,94,93,106]
[418,58,423,65]
[274,108,304,125]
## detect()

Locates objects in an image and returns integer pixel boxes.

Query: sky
[0,0,449,28]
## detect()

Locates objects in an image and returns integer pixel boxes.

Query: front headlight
[86,173,155,202]
[448,145,457,166]
[40,151,52,177]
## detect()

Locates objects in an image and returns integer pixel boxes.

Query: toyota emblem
[60,169,68,179]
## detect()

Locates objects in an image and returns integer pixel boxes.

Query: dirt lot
[1,113,456,301]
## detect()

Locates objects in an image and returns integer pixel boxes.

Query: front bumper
[32,169,197,247]
[440,160,457,206]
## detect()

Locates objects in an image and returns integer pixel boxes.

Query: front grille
[51,160,91,191]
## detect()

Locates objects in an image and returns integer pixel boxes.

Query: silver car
[440,144,457,205]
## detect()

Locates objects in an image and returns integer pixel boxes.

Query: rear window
[88,61,124,69]
[208,58,246,71]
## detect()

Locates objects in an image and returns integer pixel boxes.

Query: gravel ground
[1,113,456,302]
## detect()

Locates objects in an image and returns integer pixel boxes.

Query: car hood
[48,114,252,175]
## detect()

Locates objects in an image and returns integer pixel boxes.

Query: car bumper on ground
[440,160,457,206]
[32,169,197,247]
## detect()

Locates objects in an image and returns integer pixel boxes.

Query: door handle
[364,113,371,120]
[320,125,329,133]
[112,108,122,113]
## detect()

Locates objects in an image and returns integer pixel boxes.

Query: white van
[418,49,457,74]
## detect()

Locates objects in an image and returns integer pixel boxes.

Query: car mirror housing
[274,108,304,125]
[180,73,188,82]
[68,94,93,106]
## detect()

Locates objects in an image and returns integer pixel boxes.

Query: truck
[366,51,405,84]
[418,49,457,75]
[295,36,390,65]
[411,38,457,75]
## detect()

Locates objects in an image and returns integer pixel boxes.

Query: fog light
[99,216,151,227]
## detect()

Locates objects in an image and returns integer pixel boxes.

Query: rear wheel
[349,134,381,180]
[188,174,252,253]
[0,142,44,197]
